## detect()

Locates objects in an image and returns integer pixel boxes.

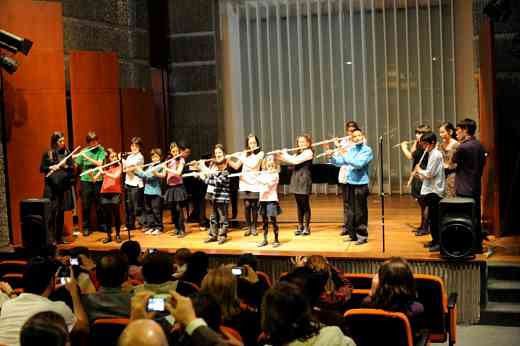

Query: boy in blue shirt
[328,129,373,245]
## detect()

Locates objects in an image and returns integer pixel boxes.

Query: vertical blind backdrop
[223,0,456,194]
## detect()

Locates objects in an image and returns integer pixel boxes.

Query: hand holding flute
[407,150,427,187]
[46,146,82,177]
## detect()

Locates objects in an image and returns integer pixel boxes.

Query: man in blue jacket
[328,128,373,245]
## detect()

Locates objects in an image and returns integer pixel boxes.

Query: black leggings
[102,203,121,236]
[244,199,259,227]
[417,197,428,230]
[294,194,311,227]
[171,202,185,231]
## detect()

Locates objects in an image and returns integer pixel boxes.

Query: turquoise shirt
[330,143,373,185]
[135,164,164,196]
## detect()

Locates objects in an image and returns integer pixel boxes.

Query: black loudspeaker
[439,197,477,259]
[20,198,53,249]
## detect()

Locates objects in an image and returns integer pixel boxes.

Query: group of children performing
[41,122,376,249]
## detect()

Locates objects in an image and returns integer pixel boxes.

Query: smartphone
[147,296,166,312]
[70,257,79,266]
[231,266,244,277]
[147,248,157,254]
[59,277,70,285]
[57,266,70,278]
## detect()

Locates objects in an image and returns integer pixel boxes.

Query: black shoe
[102,237,112,244]
[178,230,186,238]
[415,228,430,236]
[251,227,258,236]
[302,227,310,236]
[428,244,441,252]
[343,234,358,242]
[354,238,368,245]
[258,239,268,247]
[244,229,252,237]
[218,236,227,245]
[83,230,90,237]
[294,226,303,236]
[340,229,349,236]
[115,235,122,243]
[272,240,281,248]
[423,241,434,248]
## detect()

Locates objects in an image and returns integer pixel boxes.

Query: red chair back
[90,318,129,346]
[0,260,28,276]
[344,308,413,346]
[177,280,200,296]
[342,273,374,289]
[256,271,272,287]
[1,273,24,289]
[220,325,244,344]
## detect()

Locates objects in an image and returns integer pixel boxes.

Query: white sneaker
[151,229,162,235]
[144,228,153,235]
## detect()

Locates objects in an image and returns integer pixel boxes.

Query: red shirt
[101,165,122,194]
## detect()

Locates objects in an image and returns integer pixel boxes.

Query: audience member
[0,257,88,346]
[121,240,144,281]
[362,257,424,340]
[261,282,355,346]
[0,281,15,308]
[182,251,209,287]
[173,248,192,280]
[118,319,168,346]
[81,251,131,323]
[67,247,97,294]
[134,252,178,294]
[201,266,260,346]
[20,311,70,346]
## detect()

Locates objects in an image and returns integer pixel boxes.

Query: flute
[406,150,427,187]
[225,147,260,159]
[266,146,307,156]
[80,160,122,177]
[393,139,415,149]
[72,144,100,158]
[311,136,348,147]
[228,170,277,178]
[46,146,82,177]
[124,154,182,173]
[315,148,341,159]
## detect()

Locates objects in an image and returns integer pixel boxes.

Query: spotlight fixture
[0,55,18,74]
[483,0,511,23]
[0,29,33,56]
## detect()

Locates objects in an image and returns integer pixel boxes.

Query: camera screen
[231,267,243,276]
[70,258,79,266]
[147,298,165,312]
[148,248,157,254]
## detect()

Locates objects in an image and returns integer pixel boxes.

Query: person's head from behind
[372,257,416,310]
[456,118,477,141]
[142,252,173,284]
[281,267,328,308]
[178,142,191,160]
[20,311,70,346]
[261,282,320,345]
[85,131,98,146]
[22,257,58,296]
[118,319,168,346]
[237,253,258,271]
[96,251,129,288]
[191,292,222,331]
[201,266,239,319]
[420,132,437,152]
[174,248,191,267]
[121,240,142,266]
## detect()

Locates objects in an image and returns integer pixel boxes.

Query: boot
[258,224,268,247]
[115,230,122,243]
[272,223,280,247]
[218,226,228,244]
[205,224,218,242]
[102,235,112,244]
[294,224,303,236]
[302,224,311,236]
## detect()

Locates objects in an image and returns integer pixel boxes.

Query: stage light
[0,29,33,56]
[483,0,511,23]
[0,55,18,74]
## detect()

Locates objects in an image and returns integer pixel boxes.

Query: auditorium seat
[414,274,457,346]
[177,280,200,296]
[344,308,427,346]
[89,318,129,346]
[256,271,272,287]
[342,273,374,289]
[220,325,244,344]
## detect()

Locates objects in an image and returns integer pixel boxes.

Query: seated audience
[182,251,209,287]
[121,240,144,281]
[261,282,356,346]
[68,246,97,294]
[201,266,260,346]
[134,252,178,294]
[20,311,70,346]
[362,257,425,340]
[236,253,270,309]
[0,281,15,308]
[305,255,352,311]
[173,248,192,280]
[0,257,88,346]
[81,251,131,323]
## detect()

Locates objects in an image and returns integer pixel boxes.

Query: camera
[147,296,166,312]
[57,266,70,278]
[70,257,79,266]
[231,266,245,277]
[147,248,157,254]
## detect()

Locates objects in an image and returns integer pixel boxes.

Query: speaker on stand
[439,197,478,259]
[20,198,53,250]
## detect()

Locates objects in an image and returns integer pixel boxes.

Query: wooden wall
[0,0,67,245]
[478,18,501,236]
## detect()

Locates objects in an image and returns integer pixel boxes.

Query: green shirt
[75,146,107,182]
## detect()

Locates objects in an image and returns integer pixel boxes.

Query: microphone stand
[379,136,385,253]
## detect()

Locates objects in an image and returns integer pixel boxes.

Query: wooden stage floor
[63,194,502,262]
